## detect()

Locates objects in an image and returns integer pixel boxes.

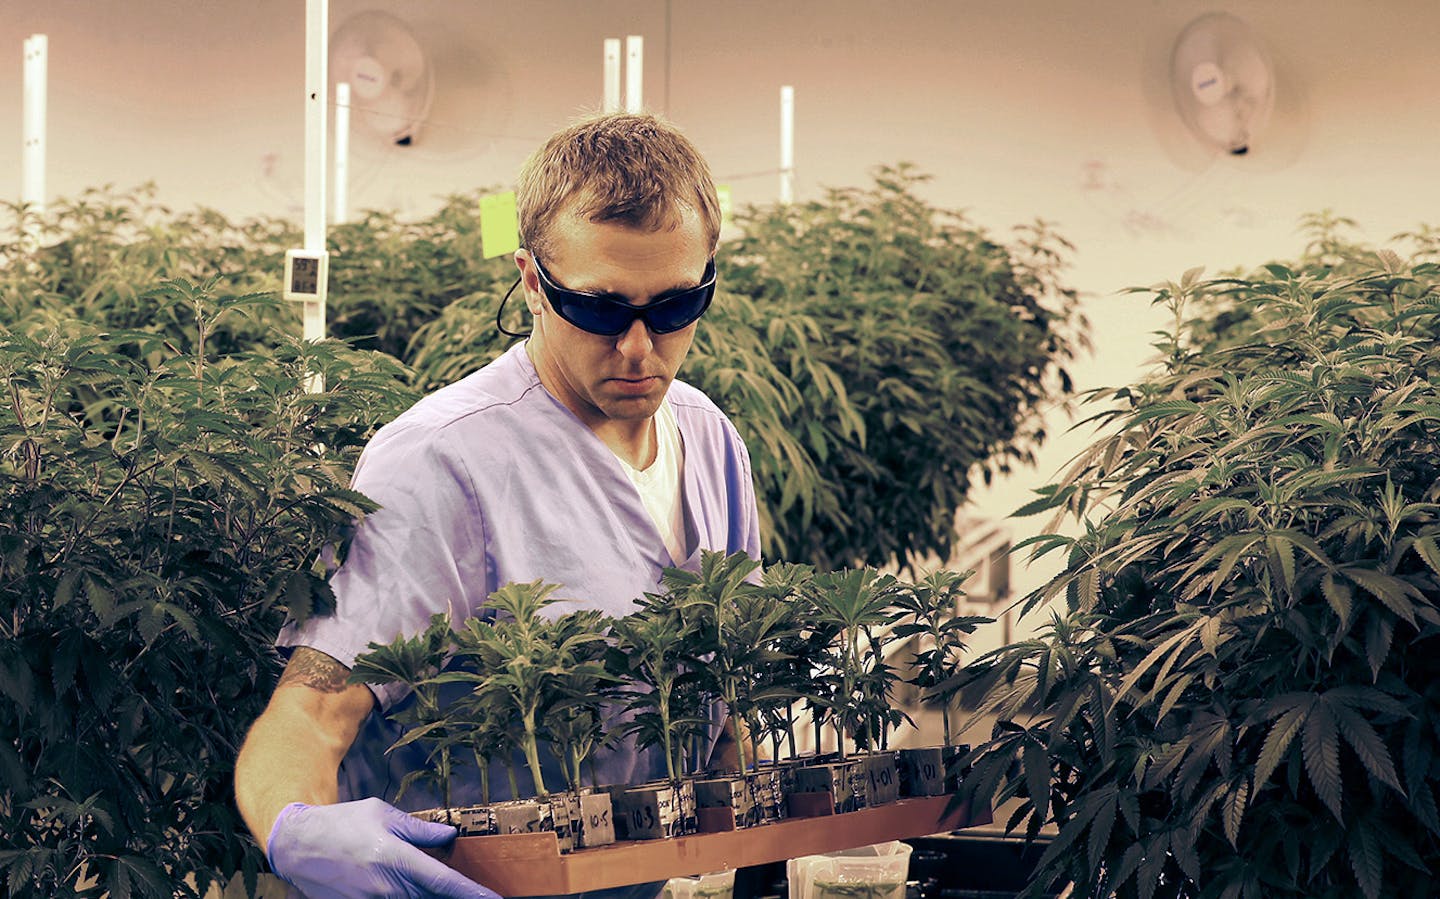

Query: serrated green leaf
[1222,778,1250,847]
[1347,823,1383,899]
[1321,572,1354,630]
[1200,614,1222,656]
[108,859,132,899]
[1077,567,1100,612]
[1129,399,1202,424]
[1330,702,1402,793]
[1087,788,1117,876]
[53,568,80,609]
[1412,534,1440,579]
[1302,701,1343,822]
[1266,534,1297,600]
[1364,614,1395,683]
[1343,568,1418,627]
[1156,672,1195,724]
[84,574,116,625]
[1105,842,1146,895]
[0,657,35,715]
[1023,738,1050,825]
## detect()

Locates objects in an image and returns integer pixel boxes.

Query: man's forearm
[234,648,375,852]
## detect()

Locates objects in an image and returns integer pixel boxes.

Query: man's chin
[599,393,663,421]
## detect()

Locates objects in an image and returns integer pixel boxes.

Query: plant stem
[521,716,547,797]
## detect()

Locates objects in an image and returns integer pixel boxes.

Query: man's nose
[615,317,654,358]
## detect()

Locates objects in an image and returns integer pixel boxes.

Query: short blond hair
[515,112,721,262]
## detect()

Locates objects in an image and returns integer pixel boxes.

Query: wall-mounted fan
[329,9,435,147]
[1142,11,1309,171]
[1171,12,1273,156]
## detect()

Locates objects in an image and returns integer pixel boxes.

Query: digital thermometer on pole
[283,248,328,306]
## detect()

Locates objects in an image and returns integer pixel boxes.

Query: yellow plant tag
[479,192,521,259]
[717,184,733,229]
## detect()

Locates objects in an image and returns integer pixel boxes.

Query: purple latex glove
[267,798,501,899]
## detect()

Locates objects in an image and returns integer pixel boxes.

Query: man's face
[517,206,712,430]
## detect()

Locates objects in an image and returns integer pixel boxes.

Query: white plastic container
[661,867,737,899]
[787,840,912,899]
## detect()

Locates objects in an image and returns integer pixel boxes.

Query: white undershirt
[616,398,688,565]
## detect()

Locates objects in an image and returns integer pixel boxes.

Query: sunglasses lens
[559,295,633,335]
[645,286,714,333]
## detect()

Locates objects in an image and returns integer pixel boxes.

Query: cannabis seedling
[349,612,463,808]
[449,581,609,797]
[804,568,904,759]
[608,592,705,782]
[890,569,987,747]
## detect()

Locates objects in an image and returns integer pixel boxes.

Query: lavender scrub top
[276,342,762,810]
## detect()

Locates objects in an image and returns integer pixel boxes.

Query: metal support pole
[303,0,329,391]
[625,35,643,113]
[21,34,48,249]
[603,39,621,113]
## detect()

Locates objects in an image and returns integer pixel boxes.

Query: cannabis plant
[805,568,906,759]
[891,570,988,748]
[710,164,1088,568]
[448,582,611,797]
[749,561,820,761]
[539,608,618,792]
[0,280,411,898]
[608,592,707,782]
[348,613,466,808]
[954,231,1440,899]
[666,551,795,774]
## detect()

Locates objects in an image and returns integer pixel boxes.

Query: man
[234,112,762,898]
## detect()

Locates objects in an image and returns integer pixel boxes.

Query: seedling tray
[442,795,989,896]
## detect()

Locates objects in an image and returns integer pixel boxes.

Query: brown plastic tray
[443,795,989,896]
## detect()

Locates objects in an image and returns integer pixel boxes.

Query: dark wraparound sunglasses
[496,255,717,338]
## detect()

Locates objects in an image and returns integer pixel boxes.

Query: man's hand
[267,797,501,899]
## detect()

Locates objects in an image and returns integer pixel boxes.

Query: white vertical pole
[603,39,622,113]
[779,85,795,204]
[334,82,350,225]
[303,0,328,390]
[21,34,48,249]
[625,35,643,113]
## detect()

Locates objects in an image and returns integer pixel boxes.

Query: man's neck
[595,416,657,471]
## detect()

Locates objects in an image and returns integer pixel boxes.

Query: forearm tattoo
[277,647,353,694]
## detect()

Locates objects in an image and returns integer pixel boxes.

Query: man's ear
[513,250,544,316]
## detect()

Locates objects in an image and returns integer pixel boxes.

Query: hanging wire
[495,277,531,338]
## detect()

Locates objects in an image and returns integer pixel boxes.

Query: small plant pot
[858,752,901,806]
[788,760,862,816]
[492,797,558,844]
[748,764,787,822]
[610,779,697,840]
[547,793,580,854]
[897,747,947,797]
[677,777,698,834]
[897,745,970,797]
[576,788,616,848]
[695,775,759,832]
[411,804,497,836]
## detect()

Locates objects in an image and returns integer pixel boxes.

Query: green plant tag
[478,191,520,258]
[716,184,732,228]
